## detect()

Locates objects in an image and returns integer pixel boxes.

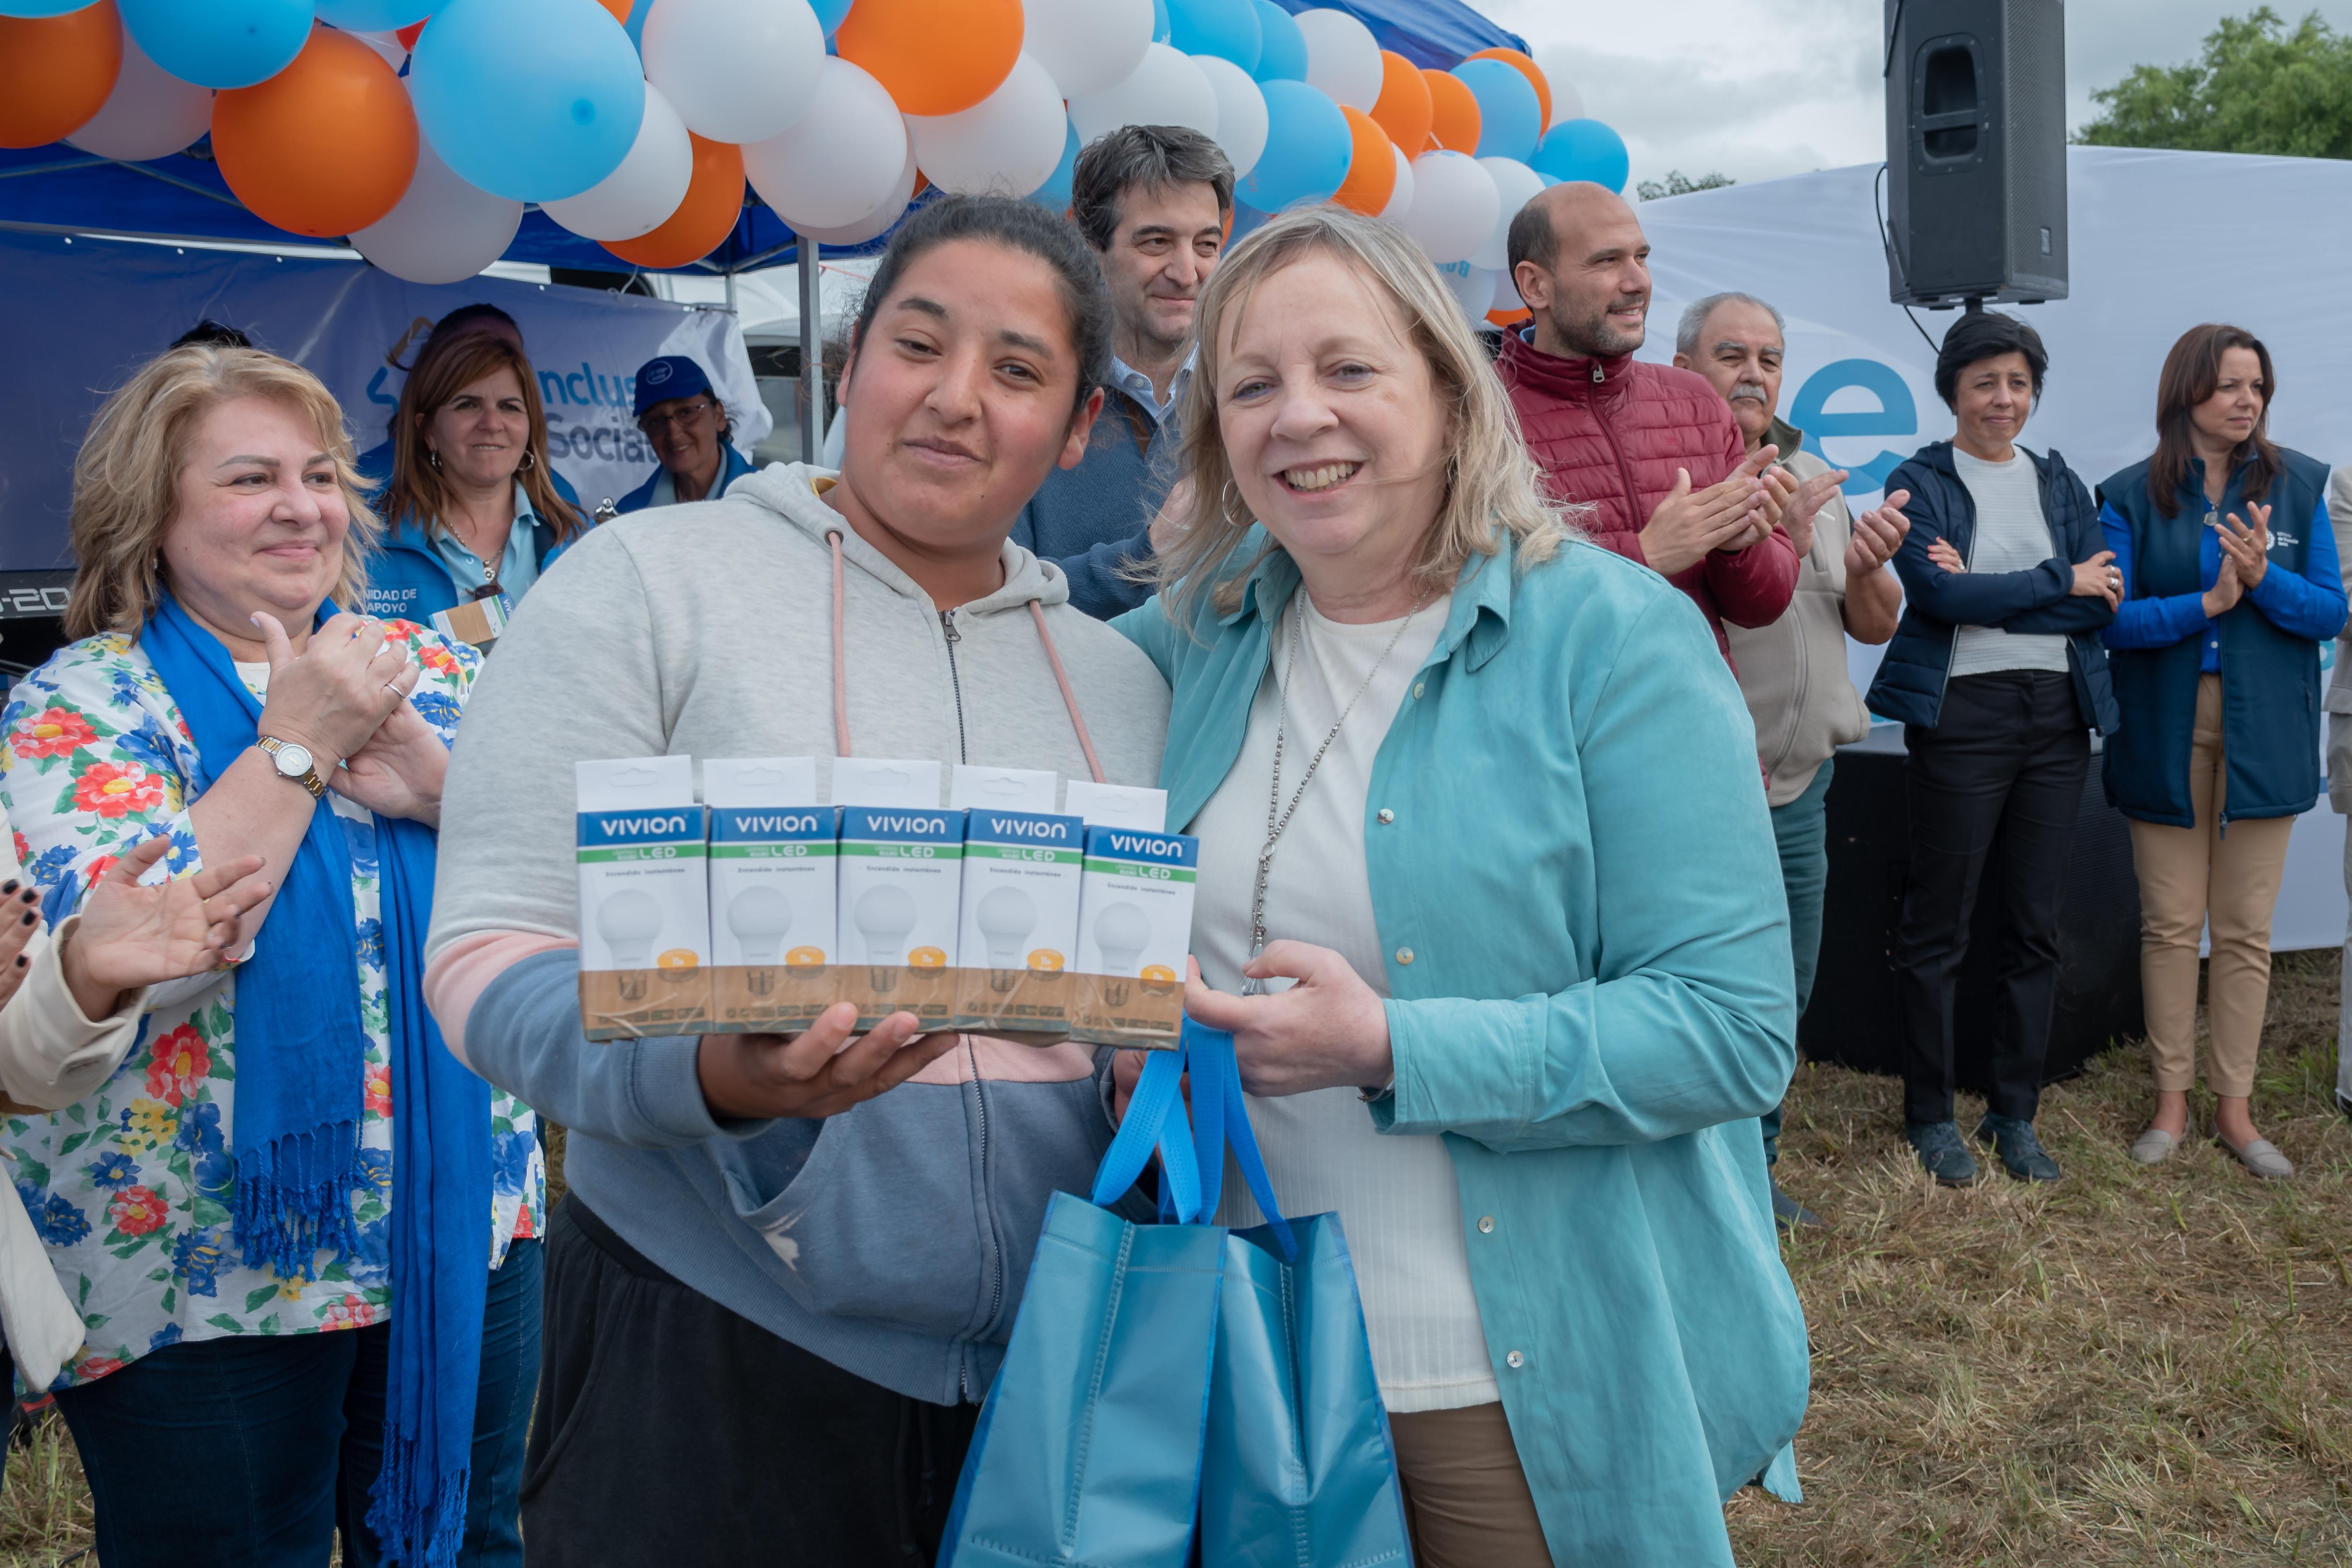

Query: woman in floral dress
[0,344,543,1568]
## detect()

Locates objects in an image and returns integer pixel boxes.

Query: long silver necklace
[1242,591,1431,994]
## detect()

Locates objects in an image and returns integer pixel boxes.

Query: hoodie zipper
[938,606,1002,1389]
[940,610,970,764]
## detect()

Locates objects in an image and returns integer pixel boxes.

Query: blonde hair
[378,331,583,542]
[65,346,379,640]
[1150,204,1574,627]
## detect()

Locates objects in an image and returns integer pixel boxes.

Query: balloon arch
[0,0,1629,327]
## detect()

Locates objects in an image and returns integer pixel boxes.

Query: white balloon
[643,0,825,145]
[1379,142,1413,221]
[1437,260,1497,324]
[1068,43,1218,146]
[65,33,212,162]
[544,83,694,241]
[1399,151,1498,266]
[352,128,525,285]
[1294,9,1381,111]
[1190,55,1267,179]
[907,52,1067,197]
[743,58,911,231]
[1532,46,1583,126]
[1022,0,1153,99]
[795,141,919,246]
[1470,156,1543,272]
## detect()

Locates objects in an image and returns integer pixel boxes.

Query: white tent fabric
[1630,146,2349,950]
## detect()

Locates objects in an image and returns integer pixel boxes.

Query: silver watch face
[273,742,314,778]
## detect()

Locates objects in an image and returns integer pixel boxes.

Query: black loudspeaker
[1801,729,2144,1091]
[1882,0,2069,307]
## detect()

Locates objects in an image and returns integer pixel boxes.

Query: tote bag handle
[1089,1020,1297,1260]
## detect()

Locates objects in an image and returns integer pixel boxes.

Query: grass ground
[0,955,2342,1566]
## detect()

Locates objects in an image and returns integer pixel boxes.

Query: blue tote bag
[942,1021,1414,1568]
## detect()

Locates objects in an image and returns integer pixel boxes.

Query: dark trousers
[523,1198,979,1568]
[1761,759,1834,1164]
[54,1236,542,1568]
[1893,670,2090,1125]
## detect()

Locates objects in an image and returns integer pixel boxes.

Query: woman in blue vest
[2099,324,2348,1179]
[1863,309,2122,1189]
[614,355,755,514]
[364,328,588,648]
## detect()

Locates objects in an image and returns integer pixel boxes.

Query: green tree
[2076,7,2352,157]
[1636,170,1735,200]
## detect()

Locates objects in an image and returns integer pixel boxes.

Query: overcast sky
[1483,0,2352,189]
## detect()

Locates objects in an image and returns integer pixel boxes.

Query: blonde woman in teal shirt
[1113,206,1808,1566]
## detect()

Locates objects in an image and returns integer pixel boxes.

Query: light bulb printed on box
[704,758,836,1031]
[836,805,965,1026]
[953,808,1085,1029]
[1072,825,1197,1049]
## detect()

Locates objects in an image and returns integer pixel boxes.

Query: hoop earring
[1219,479,1250,527]
[518,448,537,473]
[426,449,442,472]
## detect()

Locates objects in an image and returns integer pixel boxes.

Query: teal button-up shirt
[1116,532,1808,1566]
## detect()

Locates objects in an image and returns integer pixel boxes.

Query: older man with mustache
[1673,290,1910,1229]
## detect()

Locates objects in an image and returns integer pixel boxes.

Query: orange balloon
[1331,106,1395,216]
[1421,68,1480,154]
[603,135,745,269]
[213,26,417,238]
[835,0,1022,116]
[0,2,123,151]
[1368,51,1430,155]
[1463,47,1551,130]
[594,0,629,18]
[1486,307,1532,327]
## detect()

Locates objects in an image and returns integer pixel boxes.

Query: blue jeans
[1761,760,1833,1165]
[55,1238,541,1568]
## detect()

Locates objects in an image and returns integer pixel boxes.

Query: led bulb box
[836,805,966,1031]
[705,758,837,1036]
[952,808,1085,1037]
[1070,826,1198,1049]
[576,757,712,1041]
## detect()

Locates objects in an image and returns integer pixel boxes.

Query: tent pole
[797,238,822,462]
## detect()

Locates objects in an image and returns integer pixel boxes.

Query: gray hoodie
[426,463,1170,1402]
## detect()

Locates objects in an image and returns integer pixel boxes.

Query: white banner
[0,228,769,561]
[1633,146,2349,950]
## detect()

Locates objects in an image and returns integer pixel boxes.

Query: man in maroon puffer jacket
[1500,182,1800,666]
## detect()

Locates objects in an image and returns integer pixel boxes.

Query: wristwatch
[258,736,327,800]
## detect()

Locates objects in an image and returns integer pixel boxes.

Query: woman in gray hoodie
[422,198,1172,1567]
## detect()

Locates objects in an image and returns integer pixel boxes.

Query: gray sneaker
[1975,1113,2061,1182]
[1904,1120,1979,1186]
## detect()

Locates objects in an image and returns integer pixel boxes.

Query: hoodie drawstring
[827,529,1108,786]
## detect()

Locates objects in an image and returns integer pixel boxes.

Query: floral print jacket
[0,623,543,1389]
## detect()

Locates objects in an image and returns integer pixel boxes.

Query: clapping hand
[337,690,450,827]
[1846,488,1910,576]
[0,881,46,1014]
[62,834,273,1019]
[2203,551,2245,618]
[252,611,420,771]
[1777,465,1852,559]
[2213,501,2271,590]
[1639,446,1776,576]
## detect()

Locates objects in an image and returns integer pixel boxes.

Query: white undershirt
[1947,448,2070,678]
[1187,588,1501,1413]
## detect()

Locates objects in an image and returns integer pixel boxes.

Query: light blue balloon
[1452,59,1541,163]
[1237,79,1351,212]
[0,0,101,15]
[1031,118,1081,213]
[117,0,314,90]
[410,0,644,204]
[313,0,432,27]
[1250,0,1304,80]
[1168,0,1258,72]
[1152,0,1170,44]
[1532,118,1630,195]
[811,0,853,34]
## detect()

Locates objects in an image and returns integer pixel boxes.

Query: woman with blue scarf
[0,344,544,1567]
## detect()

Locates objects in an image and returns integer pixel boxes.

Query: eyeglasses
[638,399,717,438]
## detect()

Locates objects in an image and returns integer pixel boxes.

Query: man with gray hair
[1674,290,1912,1228]
[1014,124,1234,618]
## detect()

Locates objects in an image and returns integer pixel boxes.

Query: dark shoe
[1770,1182,1825,1230]
[1974,1113,2061,1182]
[1905,1120,1979,1186]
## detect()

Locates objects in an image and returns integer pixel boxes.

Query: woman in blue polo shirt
[366,328,589,647]
[615,356,756,514]
[2100,324,2348,1179]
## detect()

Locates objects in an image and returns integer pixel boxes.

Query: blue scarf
[141,594,491,1566]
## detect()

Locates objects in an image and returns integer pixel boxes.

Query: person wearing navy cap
[615,355,756,514]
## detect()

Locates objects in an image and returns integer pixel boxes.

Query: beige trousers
[2127,674,2295,1098]
[1386,1403,1556,1568]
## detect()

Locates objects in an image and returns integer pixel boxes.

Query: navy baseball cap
[633,355,715,419]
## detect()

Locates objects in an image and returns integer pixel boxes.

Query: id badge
[430,592,509,648]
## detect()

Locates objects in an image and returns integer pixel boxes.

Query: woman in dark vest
[2099,324,2347,1179]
